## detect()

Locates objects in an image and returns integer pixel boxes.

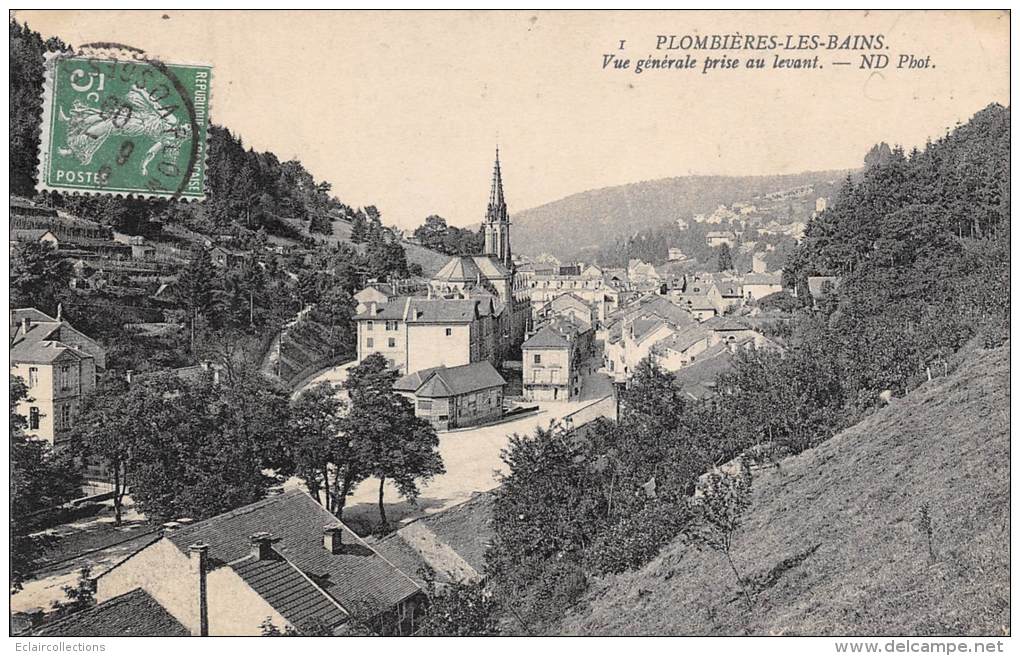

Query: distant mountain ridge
[510,171,851,261]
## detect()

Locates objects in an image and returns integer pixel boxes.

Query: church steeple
[484,146,512,268]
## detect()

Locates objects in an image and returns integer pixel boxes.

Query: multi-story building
[10,307,104,446]
[522,316,593,402]
[92,490,423,636]
[523,263,622,322]
[355,148,530,373]
[393,361,506,431]
[355,297,499,374]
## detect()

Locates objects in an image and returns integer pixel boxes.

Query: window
[366,338,374,348]
[366,321,374,331]
[533,354,541,364]
[29,407,39,430]
[59,365,72,391]
[418,400,433,411]
[385,320,397,331]
[388,338,396,348]
[60,404,73,429]
[28,367,38,388]
[445,328,452,337]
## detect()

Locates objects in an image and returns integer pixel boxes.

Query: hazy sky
[16,10,1009,229]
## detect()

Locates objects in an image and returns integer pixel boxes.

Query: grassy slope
[282,217,450,277]
[561,343,1010,636]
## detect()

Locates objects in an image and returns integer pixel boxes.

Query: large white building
[10,307,105,445]
[354,149,530,373]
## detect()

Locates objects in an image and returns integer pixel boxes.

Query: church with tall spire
[426,147,531,360]
[483,147,512,269]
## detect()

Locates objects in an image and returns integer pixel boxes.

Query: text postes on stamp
[37,50,211,201]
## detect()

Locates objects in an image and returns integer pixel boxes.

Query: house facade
[393,361,506,431]
[742,271,784,301]
[10,308,104,446]
[522,317,593,402]
[355,297,496,374]
[95,490,424,636]
[355,149,530,374]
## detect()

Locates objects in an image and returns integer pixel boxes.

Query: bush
[584,501,694,575]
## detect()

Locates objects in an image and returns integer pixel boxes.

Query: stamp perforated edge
[35,45,213,202]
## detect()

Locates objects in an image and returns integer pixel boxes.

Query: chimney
[56,303,62,322]
[188,543,209,637]
[323,525,343,554]
[125,369,134,384]
[249,532,273,561]
[248,530,273,563]
[21,317,30,335]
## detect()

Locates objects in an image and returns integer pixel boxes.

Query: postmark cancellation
[36,46,211,201]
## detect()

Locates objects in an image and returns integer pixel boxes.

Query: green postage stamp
[37,47,211,200]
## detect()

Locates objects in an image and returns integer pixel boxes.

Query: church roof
[471,255,510,279]
[433,256,484,284]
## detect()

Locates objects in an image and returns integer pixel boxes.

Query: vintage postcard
[6,7,1011,651]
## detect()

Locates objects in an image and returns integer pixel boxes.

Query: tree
[684,461,754,608]
[68,376,135,525]
[414,215,449,251]
[10,20,66,195]
[289,382,367,516]
[309,213,333,235]
[11,376,82,591]
[343,354,444,527]
[10,242,72,316]
[350,213,368,244]
[48,567,95,620]
[127,371,290,523]
[177,250,220,350]
[716,243,733,272]
[416,579,500,636]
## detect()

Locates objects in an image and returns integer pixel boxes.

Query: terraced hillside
[561,343,1010,636]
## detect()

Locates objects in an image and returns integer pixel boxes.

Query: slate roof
[471,255,511,280]
[653,324,710,354]
[36,588,189,637]
[522,325,570,349]
[679,295,717,312]
[414,361,506,398]
[230,552,349,630]
[743,272,783,286]
[549,292,590,310]
[704,316,751,332]
[354,297,411,321]
[406,298,483,323]
[433,256,483,283]
[165,490,421,620]
[673,343,736,400]
[373,492,494,586]
[393,366,443,393]
[622,295,692,326]
[631,317,667,343]
[10,228,51,242]
[10,309,93,365]
[354,296,493,323]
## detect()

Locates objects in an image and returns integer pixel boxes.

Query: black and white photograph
[5,6,1012,650]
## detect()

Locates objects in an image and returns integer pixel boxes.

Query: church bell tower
[483,147,512,269]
